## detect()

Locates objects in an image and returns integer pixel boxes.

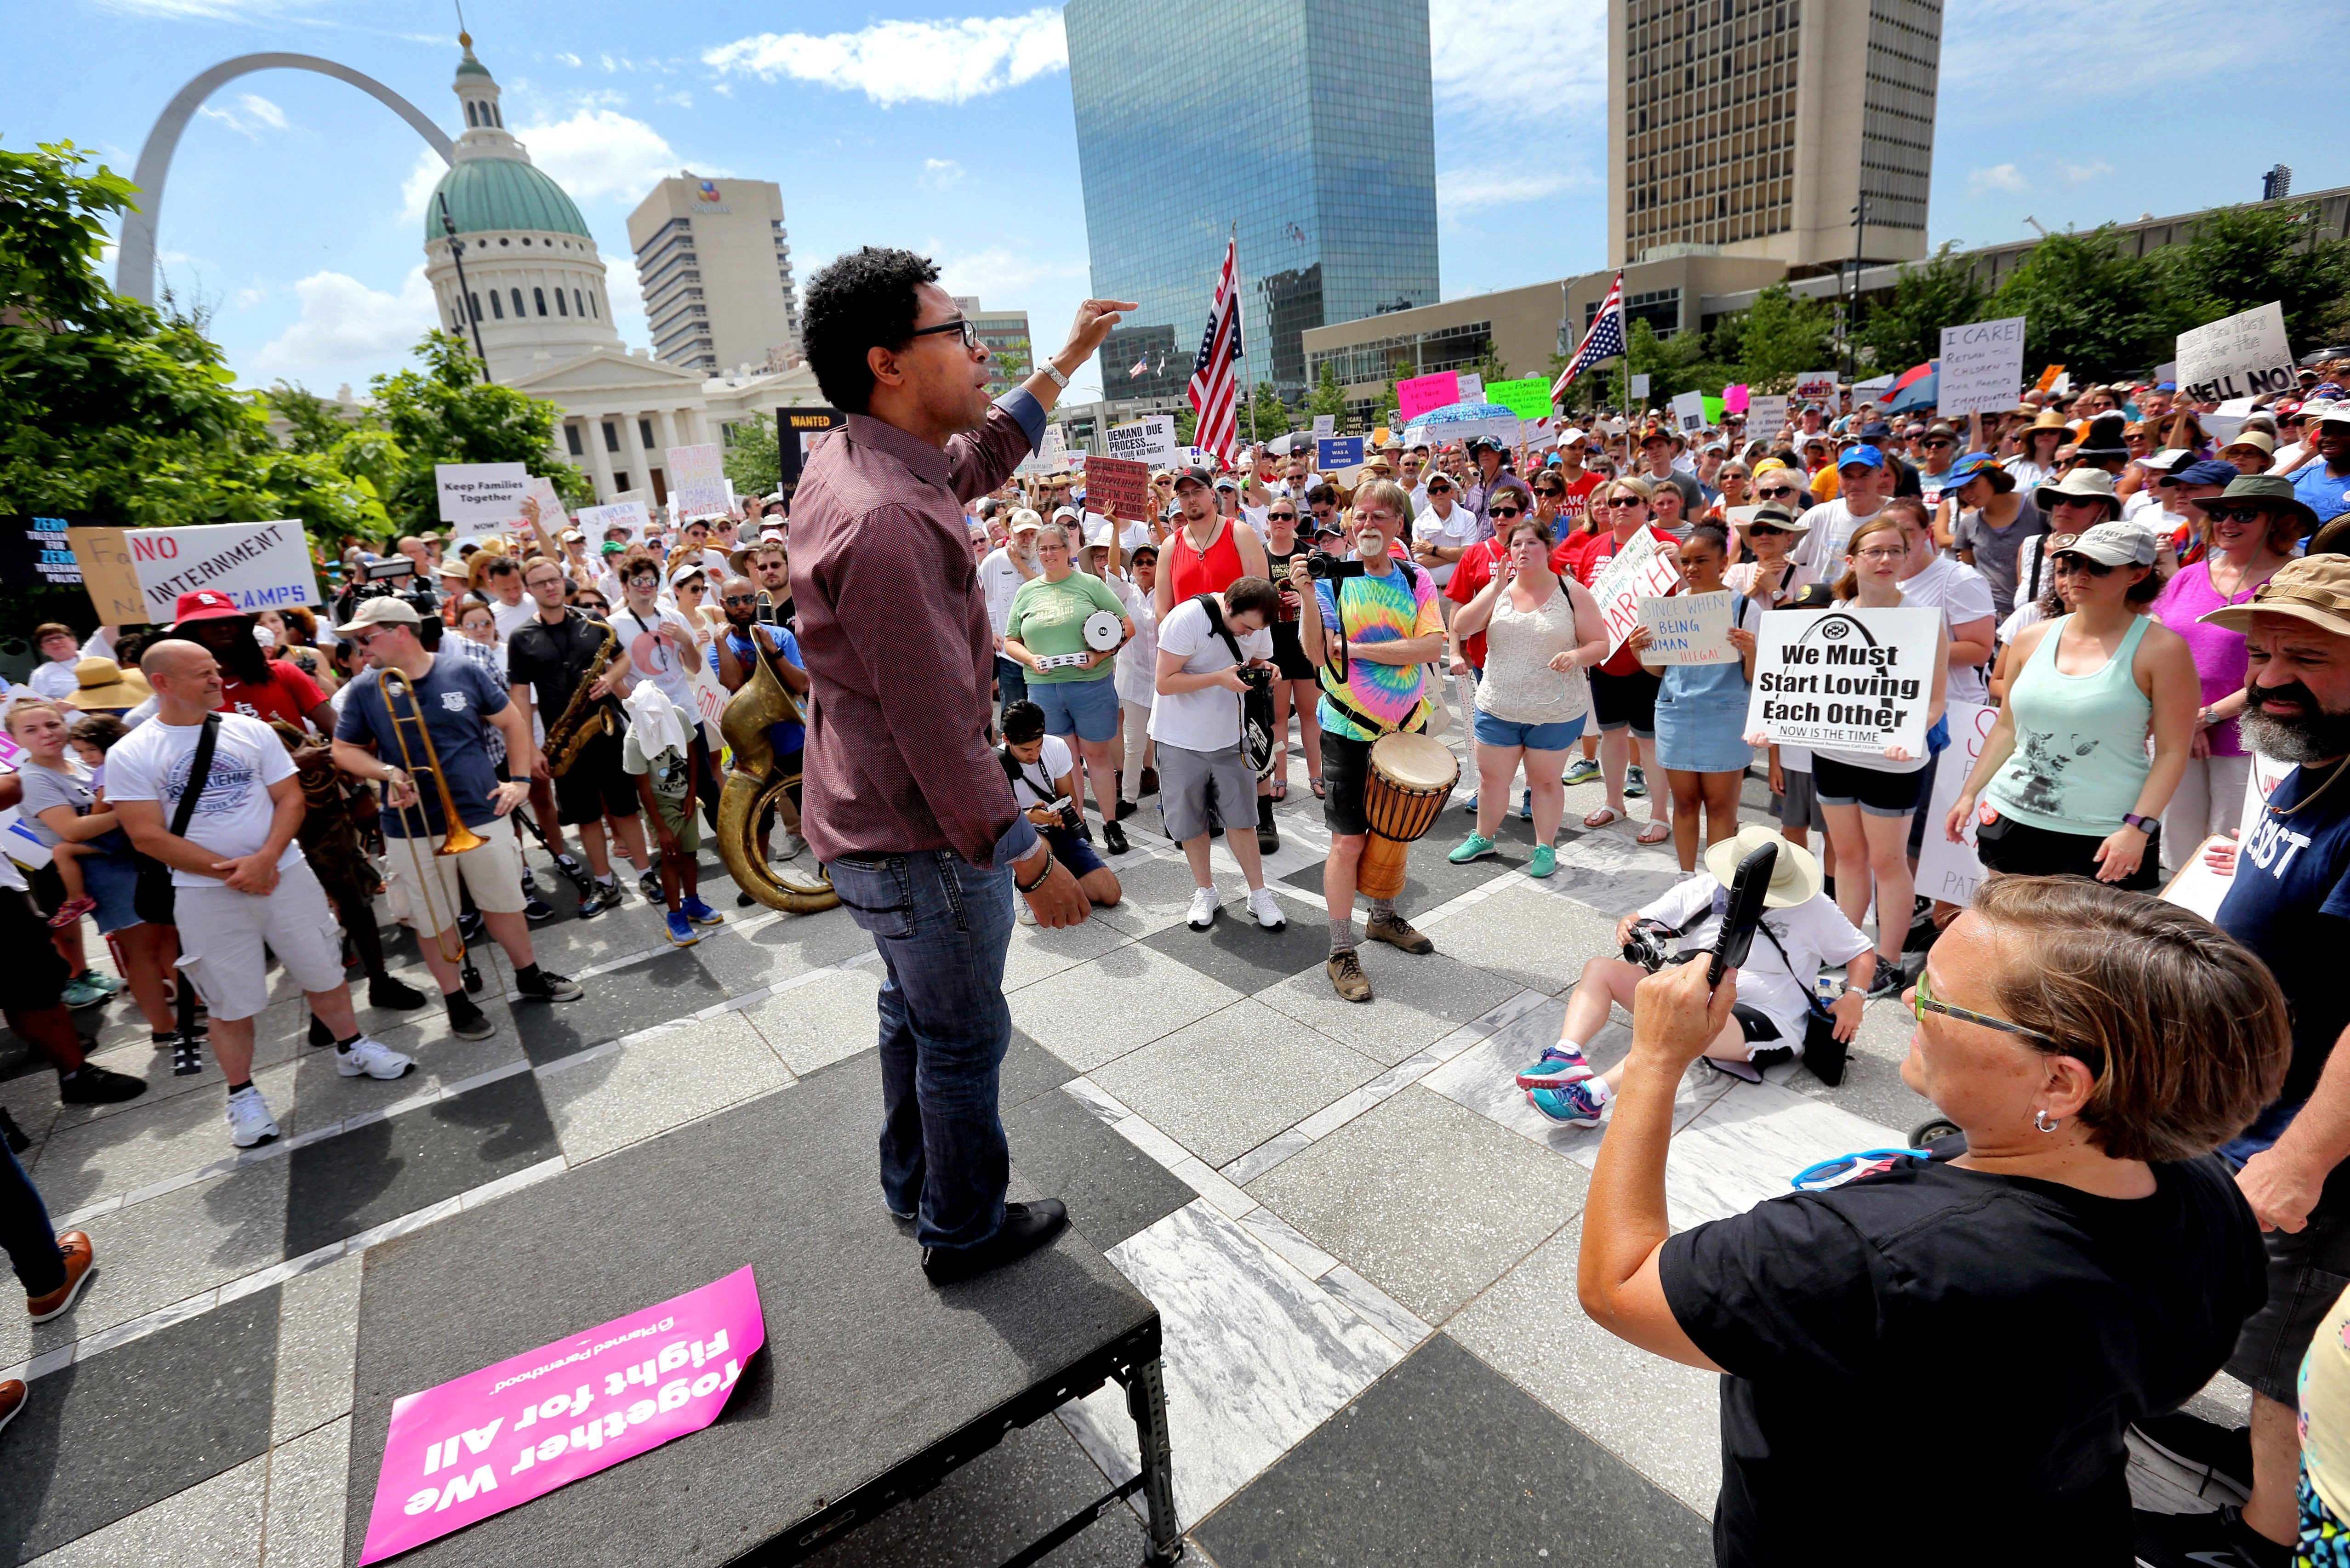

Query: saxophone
[542,619,619,778]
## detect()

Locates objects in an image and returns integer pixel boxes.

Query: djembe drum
[1357,730,1460,900]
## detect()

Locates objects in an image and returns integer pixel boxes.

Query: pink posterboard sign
[1395,371,1461,425]
[358,1266,765,1564]
[1723,384,1749,414]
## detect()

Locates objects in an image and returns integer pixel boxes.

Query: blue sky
[7,0,2337,406]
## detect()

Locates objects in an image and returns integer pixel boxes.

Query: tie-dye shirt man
[1314,561,1444,741]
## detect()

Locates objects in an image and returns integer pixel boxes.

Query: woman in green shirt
[1006,523,1135,844]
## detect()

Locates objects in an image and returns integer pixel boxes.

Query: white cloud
[1438,166,1591,217]
[554,51,582,67]
[234,283,272,309]
[931,244,1085,302]
[86,0,298,17]
[399,147,445,223]
[198,93,289,138]
[703,8,1067,107]
[1430,0,1605,125]
[920,158,965,191]
[517,109,708,203]
[2053,157,2114,189]
[250,266,438,378]
[1968,163,2028,195]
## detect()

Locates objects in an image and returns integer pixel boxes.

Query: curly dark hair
[803,246,939,414]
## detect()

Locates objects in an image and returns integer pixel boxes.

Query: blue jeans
[994,654,1027,721]
[828,849,1017,1252]
[0,1141,64,1298]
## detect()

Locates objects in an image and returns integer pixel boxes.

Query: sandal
[46,897,96,930]
[1310,777,1326,799]
[1271,778,1288,802]
[1637,820,1671,846]
[1581,806,1624,829]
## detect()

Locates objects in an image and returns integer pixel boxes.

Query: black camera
[1049,795,1084,834]
[1621,919,1678,974]
[1306,553,1364,582]
[333,559,442,651]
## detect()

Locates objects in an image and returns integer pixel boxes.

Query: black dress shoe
[920,1199,1068,1285]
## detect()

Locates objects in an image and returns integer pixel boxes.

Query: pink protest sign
[1724,384,1749,414]
[1395,371,1461,425]
[358,1266,765,1564]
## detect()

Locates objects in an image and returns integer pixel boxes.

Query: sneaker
[1448,832,1497,864]
[456,910,483,942]
[1515,1045,1593,1090]
[59,1065,144,1104]
[665,910,701,947]
[1103,820,1129,856]
[225,1086,279,1148]
[171,1032,205,1076]
[1624,765,1648,799]
[27,1232,95,1322]
[1528,1079,1609,1127]
[1327,949,1372,1003]
[1460,794,1480,815]
[335,1038,417,1081]
[2131,1411,2253,1505]
[522,894,554,922]
[679,895,724,925]
[446,1006,497,1042]
[1564,758,1601,787]
[517,968,583,1003]
[1018,900,1037,926]
[1186,887,1220,930]
[775,833,807,863]
[2132,1505,2291,1568]
[369,974,431,1011]
[1865,964,1906,1001]
[1247,887,1287,930]
[1528,844,1557,878]
[639,868,663,902]
[576,884,616,919]
[553,852,585,880]
[1365,912,1434,955]
[519,867,542,894]
[59,975,109,1010]
[85,972,124,997]
[1521,787,1533,821]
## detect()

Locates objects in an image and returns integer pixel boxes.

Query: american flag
[1187,235,1243,460]
[1552,270,1626,400]
[1129,354,1150,380]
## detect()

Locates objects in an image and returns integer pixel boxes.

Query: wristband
[2121,812,2156,833]
[1017,844,1057,895]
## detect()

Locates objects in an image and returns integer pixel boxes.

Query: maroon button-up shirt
[792,396,1043,870]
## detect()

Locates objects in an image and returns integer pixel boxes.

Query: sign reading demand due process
[1743,606,1940,759]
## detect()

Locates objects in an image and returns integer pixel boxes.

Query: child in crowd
[43,714,131,929]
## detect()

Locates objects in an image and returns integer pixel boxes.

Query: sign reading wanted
[2178,302,2296,404]
[1743,606,1940,758]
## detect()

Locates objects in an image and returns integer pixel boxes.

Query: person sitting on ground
[997,702,1121,921]
[1516,826,1871,1124]
[1152,576,1288,933]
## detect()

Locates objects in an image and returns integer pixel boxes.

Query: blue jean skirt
[1653,682,1753,775]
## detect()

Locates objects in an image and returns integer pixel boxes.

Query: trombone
[378,667,485,983]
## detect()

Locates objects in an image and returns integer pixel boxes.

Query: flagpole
[1233,222,1255,455]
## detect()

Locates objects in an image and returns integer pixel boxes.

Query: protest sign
[1670,391,1706,433]
[1744,606,1939,758]
[2178,302,2296,403]
[0,514,89,593]
[1702,395,1725,427]
[357,1266,764,1565]
[1316,436,1364,472]
[1724,384,1749,414]
[1629,373,1651,399]
[1636,590,1735,665]
[1915,701,1997,906]
[2032,364,2066,394]
[435,463,529,536]
[1456,372,1484,405]
[1016,423,1069,476]
[1085,456,1151,521]
[516,476,567,551]
[1745,393,1788,436]
[1590,531,1683,655]
[0,807,51,873]
[1483,377,1552,421]
[1106,415,1179,467]
[68,520,321,626]
[576,500,650,544]
[1396,371,1461,424]
[1938,316,2028,417]
[665,444,730,518]
[1312,414,1335,439]
[1792,371,1838,402]
[776,405,844,493]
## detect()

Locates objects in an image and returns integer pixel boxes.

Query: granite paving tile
[269,1257,361,1446]
[1088,998,1384,1168]
[1004,1088,1198,1254]
[503,947,729,1067]
[1256,944,1523,1066]
[26,1055,301,1215]
[687,905,872,993]
[1008,945,1247,1075]
[539,1009,793,1165]
[734,962,884,1078]
[20,1452,268,1568]
[258,1415,350,1568]
[1137,890,1337,998]
[1414,880,1623,995]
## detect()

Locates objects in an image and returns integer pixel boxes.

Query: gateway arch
[114,53,455,305]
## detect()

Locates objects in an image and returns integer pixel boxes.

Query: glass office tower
[1065,0,1439,404]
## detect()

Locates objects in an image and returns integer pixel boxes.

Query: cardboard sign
[776,405,844,494]
[2032,363,2067,394]
[1016,423,1070,477]
[1792,371,1839,402]
[576,501,650,544]
[1317,436,1364,471]
[357,1267,764,1565]
[666,444,730,519]
[1914,700,1996,906]
[1939,316,2028,417]
[0,514,87,593]
[435,463,530,535]
[1479,376,1547,422]
[1396,371,1461,425]
[1085,456,1151,521]
[517,476,567,551]
[1590,531,1683,655]
[1629,373,1651,399]
[1105,415,1178,468]
[1312,414,1336,439]
[2178,302,2297,404]
[1456,373,1484,406]
[1636,590,1736,665]
[1745,394,1789,437]
[1670,390,1706,433]
[1745,606,1939,758]
[67,521,321,626]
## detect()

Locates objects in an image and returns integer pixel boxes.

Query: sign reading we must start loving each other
[1744,606,1940,758]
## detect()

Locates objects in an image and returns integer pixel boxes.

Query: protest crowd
[10,245,2350,1566]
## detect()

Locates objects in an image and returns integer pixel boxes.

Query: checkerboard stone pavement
[0,743,2255,1565]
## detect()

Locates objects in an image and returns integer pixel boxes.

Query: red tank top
[1166,518,1246,601]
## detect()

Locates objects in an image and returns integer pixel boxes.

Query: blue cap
[2162,458,2241,488]
[1858,421,1894,442]
[1837,444,1885,470]
[2154,381,2177,392]
[1944,451,2002,488]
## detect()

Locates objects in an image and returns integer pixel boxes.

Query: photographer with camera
[1578,876,2285,1566]
[1516,826,1871,1124]
[997,702,1121,920]
[1152,576,1288,933]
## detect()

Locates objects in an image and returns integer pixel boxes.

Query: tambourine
[1082,610,1123,651]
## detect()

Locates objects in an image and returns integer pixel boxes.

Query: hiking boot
[1365,912,1434,955]
[1327,949,1372,1003]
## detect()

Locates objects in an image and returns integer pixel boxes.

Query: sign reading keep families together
[1744,607,1940,758]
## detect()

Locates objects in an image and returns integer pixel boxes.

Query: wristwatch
[2196,706,2220,729]
[2121,812,2156,833]
[1039,360,1070,390]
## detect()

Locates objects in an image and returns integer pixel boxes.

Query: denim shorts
[79,847,145,935]
[1028,673,1121,742]
[1472,711,1587,752]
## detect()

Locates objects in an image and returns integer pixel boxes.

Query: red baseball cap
[172,590,247,625]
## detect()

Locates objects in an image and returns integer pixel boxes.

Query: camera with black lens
[1306,553,1364,582]
[333,557,443,650]
[1621,918,1679,974]
[1049,796,1084,834]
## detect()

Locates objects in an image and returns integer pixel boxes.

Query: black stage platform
[342,1058,1180,1567]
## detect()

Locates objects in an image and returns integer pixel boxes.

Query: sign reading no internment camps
[1744,606,1940,758]
[68,521,322,625]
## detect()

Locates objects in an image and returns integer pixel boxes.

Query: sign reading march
[67,520,321,625]
[1105,415,1178,468]
[2178,302,2296,404]
[1589,530,1683,655]
[436,463,530,536]
[1745,606,1939,758]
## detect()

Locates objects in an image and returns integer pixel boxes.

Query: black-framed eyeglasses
[1755,486,1800,500]
[1912,970,2060,1049]
[1747,524,1788,537]
[1489,505,1523,519]
[1599,496,1645,509]
[1534,487,1562,498]
[1922,438,1954,449]
[907,317,978,351]
[1269,510,1297,521]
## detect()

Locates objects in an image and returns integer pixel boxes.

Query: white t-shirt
[1641,876,1871,1049]
[1898,555,1996,704]
[611,604,702,715]
[490,596,537,640]
[105,711,302,889]
[29,660,80,702]
[1109,576,1160,707]
[1117,518,1155,555]
[978,547,1036,639]
[1149,597,1273,753]
[1005,734,1074,809]
[1790,498,1884,579]
[1412,504,1478,588]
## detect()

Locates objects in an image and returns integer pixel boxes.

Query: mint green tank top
[1985,613,2153,833]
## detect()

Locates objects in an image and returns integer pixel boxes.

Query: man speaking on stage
[791,246,1134,1286]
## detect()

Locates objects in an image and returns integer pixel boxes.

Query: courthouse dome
[422,157,592,244]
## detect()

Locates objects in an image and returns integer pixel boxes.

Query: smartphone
[1708,842,1779,986]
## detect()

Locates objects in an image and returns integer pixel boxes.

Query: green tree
[722,410,782,499]
[992,336,1032,384]
[1247,380,1288,441]
[1991,228,2205,383]
[2161,199,2350,360]
[1858,243,1994,376]
[1173,404,1199,445]
[367,332,593,536]
[1468,339,1510,393]
[1728,283,1837,392]
[267,382,363,454]
[1308,361,1348,423]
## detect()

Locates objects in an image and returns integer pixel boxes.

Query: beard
[2237,680,2350,764]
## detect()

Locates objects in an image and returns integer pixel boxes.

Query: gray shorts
[2227,1167,2350,1403]
[1158,739,1259,843]
[1775,766,1830,833]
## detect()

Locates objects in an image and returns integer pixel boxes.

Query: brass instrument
[716,634,838,914]
[541,618,619,777]
[378,666,483,962]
